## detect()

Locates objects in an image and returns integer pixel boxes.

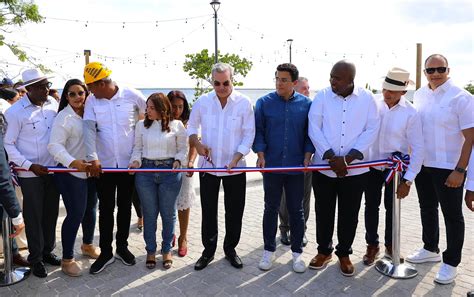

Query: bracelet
[343,156,349,167]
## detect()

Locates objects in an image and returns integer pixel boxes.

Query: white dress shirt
[130,119,188,166]
[368,95,424,181]
[308,86,380,177]
[48,104,88,179]
[83,86,146,168]
[414,79,474,170]
[187,90,255,176]
[4,95,58,178]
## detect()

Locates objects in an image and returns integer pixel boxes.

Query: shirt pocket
[436,103,457,130]
[226,116,242,131]
[93,105,110,125]
[115,103,135,128]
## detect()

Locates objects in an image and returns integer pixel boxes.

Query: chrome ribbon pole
[375,170,418,279]
[0,207,30,286]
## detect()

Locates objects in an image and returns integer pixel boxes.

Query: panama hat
[21,69,53,88]
[382,67,413,91]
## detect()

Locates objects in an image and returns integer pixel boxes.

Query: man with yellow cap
[362,67,424,266]
[82,62,146,274]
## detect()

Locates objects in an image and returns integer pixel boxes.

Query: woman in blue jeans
[130,92,187,269]
[48,79,100,276]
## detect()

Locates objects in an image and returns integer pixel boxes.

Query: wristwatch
[454,167,466,174]
[401,178,413,186]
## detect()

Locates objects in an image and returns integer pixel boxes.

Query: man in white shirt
[362,68,424,266]
[279,76,312,247]
[83,62,146,274]
[188,63,255,271]
[4,69,61,278]
[407,54,474,285]
[308,60,380,276]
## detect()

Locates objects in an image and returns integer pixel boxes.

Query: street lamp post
[287,39,293,63]
[210,1,221,64]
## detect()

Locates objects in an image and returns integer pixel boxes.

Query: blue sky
[1,0,472,90]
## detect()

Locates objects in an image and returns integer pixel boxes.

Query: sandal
[146,254,156,269]
[163,253,173,269]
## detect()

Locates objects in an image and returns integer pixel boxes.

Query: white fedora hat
[382,67,413,91]
[21,69,53,88]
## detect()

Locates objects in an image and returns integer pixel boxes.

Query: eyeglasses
[213,80,231,87]
[67,91,85,98]
[274,77,292,83]
[33,82,52,90]
[425,67,448,74]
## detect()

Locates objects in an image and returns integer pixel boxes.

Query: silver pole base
[375,258,418,279]
[0,267,30,287]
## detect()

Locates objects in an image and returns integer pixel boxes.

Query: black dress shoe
[43,253,61,266]
[302,234,308,247]
[225,254,243,269]
[13,253,30,267]
[194,255,214,271]
[280,231,291,245]
[33,261,48,278]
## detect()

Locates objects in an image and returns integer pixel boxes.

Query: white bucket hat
[21,69,53,88]
[382,67,413,91]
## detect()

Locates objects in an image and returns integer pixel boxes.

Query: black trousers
[364,168,394,247]
[18,176,59,264]
[313,171,369,257]
[199,173,246,257]
[414,166,465,267]
[96,172,134,255]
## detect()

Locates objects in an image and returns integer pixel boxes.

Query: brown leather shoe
[13,253,30,267]
[385,245,404,263]
[363,244,380,266]
[61,258,82,277]
[338,256,355,276]
[308,253,332,270]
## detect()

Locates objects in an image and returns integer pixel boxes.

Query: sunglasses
[213,80,231,87]
[67,91,86,98]
[33,82,52,90]
[425,67,448,74]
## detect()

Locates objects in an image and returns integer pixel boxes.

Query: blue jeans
[135,159,182,254]
[54,173,98,259]
[262,173,304,253]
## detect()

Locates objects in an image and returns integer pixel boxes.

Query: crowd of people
[0,54,472,287]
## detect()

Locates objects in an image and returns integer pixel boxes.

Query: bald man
[308,60,380,276]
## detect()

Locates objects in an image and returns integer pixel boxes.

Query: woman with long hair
[168,90,197,257]
[130,92,187,269]
[48,79,100,276]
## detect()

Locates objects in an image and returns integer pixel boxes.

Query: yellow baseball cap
[84,62,112,84]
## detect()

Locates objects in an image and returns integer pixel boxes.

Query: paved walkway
[1,176,473,296]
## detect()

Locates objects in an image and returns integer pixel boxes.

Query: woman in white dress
[168,90,197,257]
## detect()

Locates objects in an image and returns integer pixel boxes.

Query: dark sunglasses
[33,82,52,90]
[67,91,86,98]
[213,80,231,87]
[425,67,447,74]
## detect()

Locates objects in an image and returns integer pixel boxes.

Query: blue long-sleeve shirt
[253,91,315,173]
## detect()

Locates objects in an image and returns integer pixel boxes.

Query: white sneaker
[292,252,306,273]
[435,263,457,285]
[258,250,274,271]
[406,248,441,264]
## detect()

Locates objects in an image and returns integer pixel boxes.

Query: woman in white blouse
[48,79,100,277]
[130,93,187,269]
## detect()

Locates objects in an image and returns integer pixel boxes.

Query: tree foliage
[183,49,253,100]
[465,83,474,95]
[0,0,46,72]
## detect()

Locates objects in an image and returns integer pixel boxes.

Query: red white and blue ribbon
[13,159,391,174]
[385,154,410,183]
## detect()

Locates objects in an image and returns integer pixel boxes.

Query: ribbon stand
[375,170,417,279]
[0,207,30,286]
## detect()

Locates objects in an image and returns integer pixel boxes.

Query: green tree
[465,83,474,95]
[183,49,253,100]
[0,0,46,72]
